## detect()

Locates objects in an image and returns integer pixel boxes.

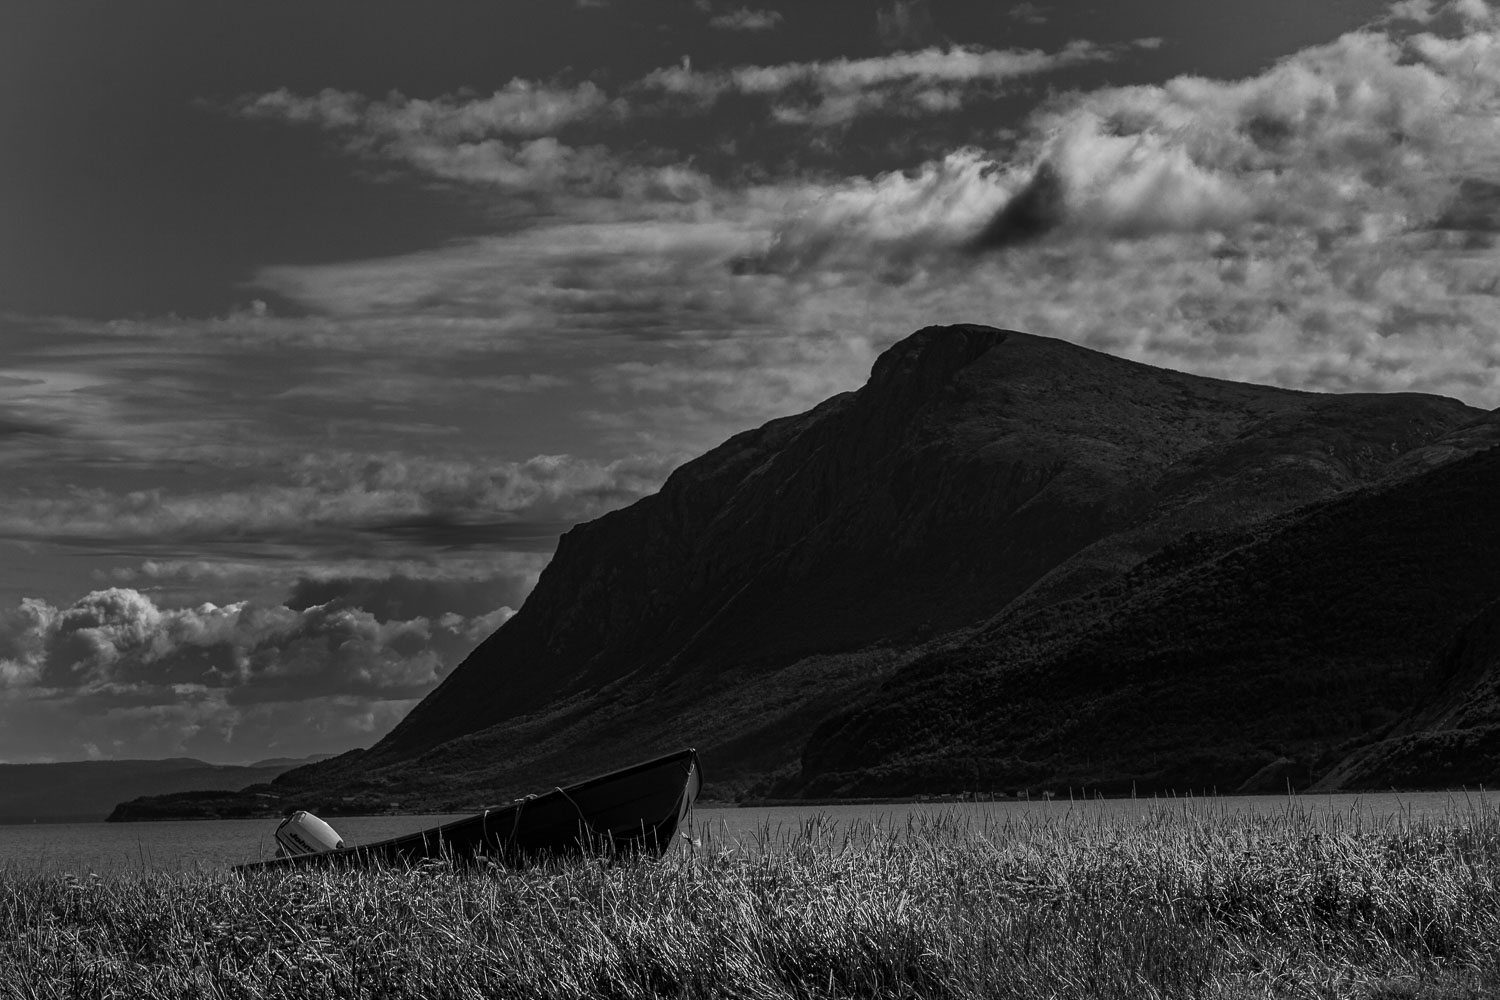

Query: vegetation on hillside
[801,446,1500,797]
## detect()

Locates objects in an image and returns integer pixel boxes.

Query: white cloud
[998,111,1253,240]
[238,81,614,139]
[709,7,784,31]
[1451,0,1499,26]
[641,41,1119,123]
[1387,0,1438,21]
[0,586,479,698]
[235,37,1128,185]
[982,24,1500,247]
[1008,3,1049,25]
[0,581,528,760]
[743,148,1018,272]
[233,83,708,197]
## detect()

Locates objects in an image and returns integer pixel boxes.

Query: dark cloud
[1431,178,1500,234]
[0,414,59,438]
[971,161,1066,249]
[368,516,576,552]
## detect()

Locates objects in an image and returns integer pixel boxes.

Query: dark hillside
[1313,596,1500,789]
[797,445,1500,796]
[368,327,1474,771]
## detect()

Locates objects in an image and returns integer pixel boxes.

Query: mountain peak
[866,324,1009,393]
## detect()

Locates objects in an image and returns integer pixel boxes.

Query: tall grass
[3,799,1499,999]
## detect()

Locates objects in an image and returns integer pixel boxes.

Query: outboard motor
[274,810,345,858]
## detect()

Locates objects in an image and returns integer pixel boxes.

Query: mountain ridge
[109,325,1499,816]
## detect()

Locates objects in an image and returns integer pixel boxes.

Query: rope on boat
[554,785,602,850]
[509,793,537,852]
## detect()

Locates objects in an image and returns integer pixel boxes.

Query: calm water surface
[0,791,1489,872]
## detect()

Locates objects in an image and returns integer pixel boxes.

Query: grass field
[2,799,1498,999]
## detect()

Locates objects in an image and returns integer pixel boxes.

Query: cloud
[235,36,1128,191]
[237,81,614,139]
[974,112,1253,245]
[684,7,1500,407]
[876,0,943,49]
[1387,0,1439,21]
[970,23,1500,247]
[276,369,570,405]
[252,216,759,319]
[641,41,1119,124]
[0,450,683,558]
[1008,3,1049,25]
[98,554,550,633]
[234,84,712,198]
[739,148,1017,273]
[219,7,1500,438]
[0,582,522,760]
[0,586,497,698]
[284,574,527,629]
[709,7,783,31]
[1452,0,1500,26]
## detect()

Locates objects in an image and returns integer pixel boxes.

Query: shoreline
[15,785,1493,826]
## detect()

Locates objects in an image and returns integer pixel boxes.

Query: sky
[2,0,1499,764]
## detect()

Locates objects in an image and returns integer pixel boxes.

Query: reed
[2,798,1498,999]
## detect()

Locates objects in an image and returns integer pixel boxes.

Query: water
[0,791,1485,872]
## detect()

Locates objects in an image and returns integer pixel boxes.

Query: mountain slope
[114,325,1497,816]
[1312,594,1500,790]
[796,443,1500,796]
[226,325,1487,812]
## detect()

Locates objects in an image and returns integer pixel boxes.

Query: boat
[235,747,701,872]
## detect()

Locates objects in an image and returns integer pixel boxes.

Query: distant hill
[0,756,332,823]
[112,325,1500,818]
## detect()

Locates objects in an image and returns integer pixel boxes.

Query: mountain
[0,755,332,823]
[113,325,1500,816]
[1312,594,1500,791]
[799,440,1500,796]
